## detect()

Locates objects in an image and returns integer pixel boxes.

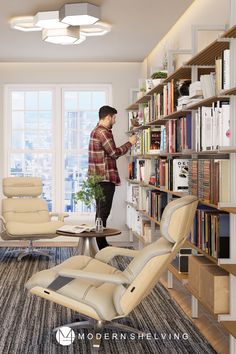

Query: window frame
[4,83,112,217]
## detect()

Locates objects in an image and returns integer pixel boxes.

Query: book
[149,128,161,153]
[172,159,189,191]
[57,224,95,234]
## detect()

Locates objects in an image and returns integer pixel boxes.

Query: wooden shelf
[185,240,218,264]
[146,83,164,95]
[138,210,161,225]
[222,87,236,96]
[198,199,219,209]
[126,179,139,184]
[185,284,220,318]
[187,95,229,109]
[147,118,168,126]
[220,321,236,338]
[218,146,236,153]
[125,200,137,208]
[163,109,190,120]
[132,231,148,245]
[220,264,236,277]
[223,24,236,38]
[126,124,150,134]
[168,264,188,283]
[126,103,139,110]
[186,40,229,66]
[164,66,192,82]
[219,207,236,214]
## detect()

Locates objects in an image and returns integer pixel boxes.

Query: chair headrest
[2,177,43,197]
[160,195,198,243]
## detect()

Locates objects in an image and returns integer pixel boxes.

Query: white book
[57,224,95,234]
[212,104,220,150]
[173,159,189,191]
[201,106,212,150]
[221,104,230,146]
[222,49,230,90]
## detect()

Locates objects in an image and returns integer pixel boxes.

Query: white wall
[0,62,141,232]
[145,0,230,76]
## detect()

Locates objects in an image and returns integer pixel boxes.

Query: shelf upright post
[219,13,236,351]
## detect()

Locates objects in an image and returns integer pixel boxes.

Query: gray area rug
[0,247,217,354]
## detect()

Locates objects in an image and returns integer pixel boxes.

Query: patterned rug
[0,248,217,354]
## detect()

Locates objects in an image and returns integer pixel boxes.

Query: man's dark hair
[99,106,117,120]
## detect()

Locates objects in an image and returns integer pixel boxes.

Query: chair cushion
[3,177,42,197]
[26,255,123,321]
[6,220,64,236]
[2,198,50,223]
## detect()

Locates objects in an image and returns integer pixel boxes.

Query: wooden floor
[160,271,229,354]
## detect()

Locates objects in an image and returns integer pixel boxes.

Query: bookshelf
[126,23,236,349]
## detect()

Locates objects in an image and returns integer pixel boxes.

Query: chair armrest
[57,269,130,285]
[95,246,139,263]
[50,212,69,222]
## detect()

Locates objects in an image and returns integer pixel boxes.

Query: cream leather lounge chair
[0,177,68,260]
[26,195,198,351]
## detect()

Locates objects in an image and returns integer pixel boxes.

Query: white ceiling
[1,0,194,62]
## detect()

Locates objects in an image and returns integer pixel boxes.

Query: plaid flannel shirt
[88,124,132,185]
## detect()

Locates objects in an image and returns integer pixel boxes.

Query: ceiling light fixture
[80,21,111,36]
[59,3,100,26]
[10,2,110,45]
[34,11,69,29]
[10,16,42,32]
[42,26,84,45]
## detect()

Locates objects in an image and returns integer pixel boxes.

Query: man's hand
[129,134,137,145]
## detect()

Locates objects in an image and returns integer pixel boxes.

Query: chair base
[53,315,147,352]
[5,242,52,261]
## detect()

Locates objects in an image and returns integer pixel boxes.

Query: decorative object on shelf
[10,2,111,45]
[151,71,168,87]
[74,174,105,232]
[177,80,191,96]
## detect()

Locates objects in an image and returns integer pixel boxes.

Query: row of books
[126,205,141,235]
[131,127,161,155]
[195,49,230,96]
[126,182,230,259]
[128,158,190,192]
[127,183,139,205]
[194,102,230,151]
[190,206,229,258]
[139,189,168,221]
[215,49,230,92]
[129,156,230,205]
[160,113,192,152]
[130,102,229,155]
[188,159,230,204]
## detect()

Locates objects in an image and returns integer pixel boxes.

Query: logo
[56,326,75,346]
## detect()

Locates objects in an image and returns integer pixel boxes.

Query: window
[5,85,112,214]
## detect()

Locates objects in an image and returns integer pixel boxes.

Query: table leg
[74,236,99,257]
[89,237,99,257]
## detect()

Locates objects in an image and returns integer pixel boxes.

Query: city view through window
[7,86,110,213]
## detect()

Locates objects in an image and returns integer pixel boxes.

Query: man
[88,105,137,249]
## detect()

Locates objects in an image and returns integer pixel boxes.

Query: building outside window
[4,85,112,215]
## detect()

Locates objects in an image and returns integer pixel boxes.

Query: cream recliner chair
[26,195,198,350]
[0,177,68,260]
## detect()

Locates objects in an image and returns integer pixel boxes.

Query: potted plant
[137,86,146,99]
[151,71,168,87]
[74,174,105,232]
